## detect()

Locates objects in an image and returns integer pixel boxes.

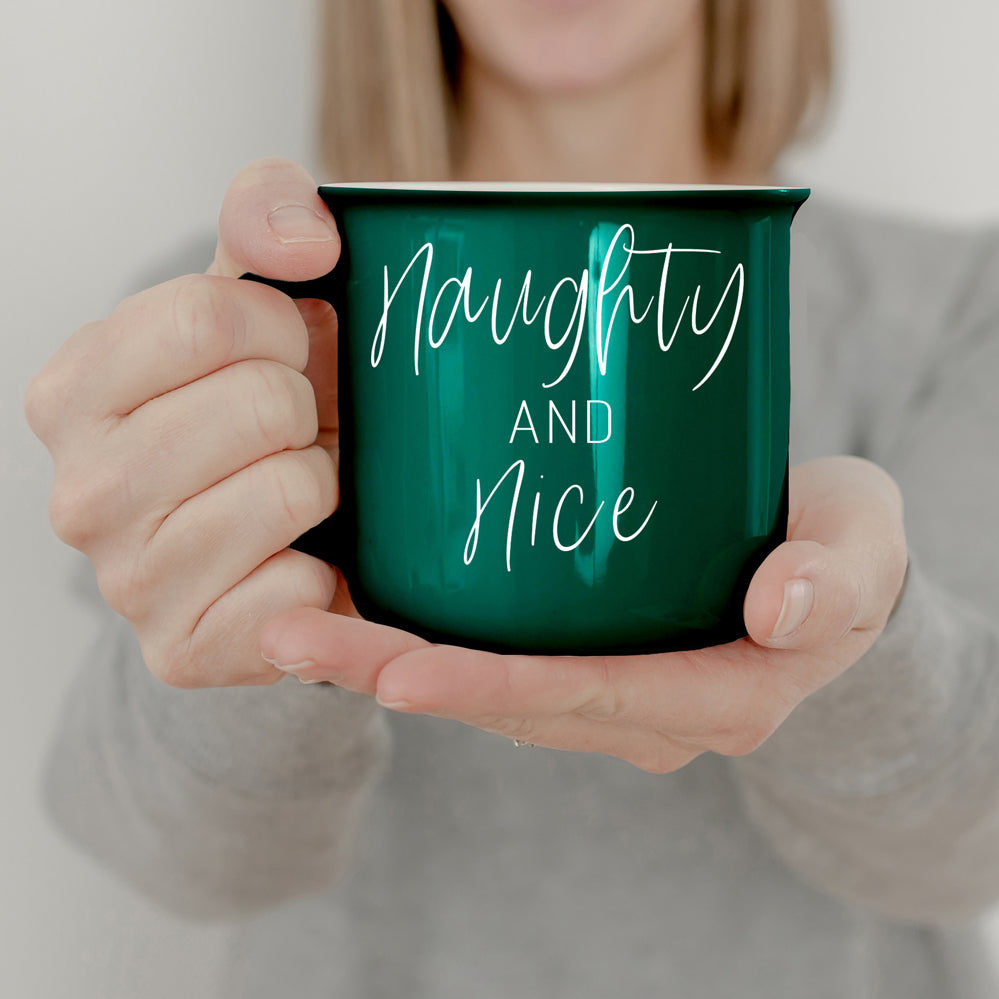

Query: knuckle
[48,472,110,550]
[47,483,88,549]
[272,461,315,532]
[244,361,317,454]
[47,451,142,551]
[143,603,234,690]
[94,551,153,623]
[169,274,244,370]
[143,621,219,690]
[265,450,333,538]
[248,283,311,371]
[149,643,202,690]
[94,568,134,622]
[288,552,338,610]
[47,469,155,618]
[24,332,95,440]
[23,367,60,440]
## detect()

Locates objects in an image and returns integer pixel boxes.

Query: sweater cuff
[118,615,389,798]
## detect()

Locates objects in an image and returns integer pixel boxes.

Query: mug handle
[238,271,344,568]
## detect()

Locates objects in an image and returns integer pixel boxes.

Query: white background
[3,1,999,996]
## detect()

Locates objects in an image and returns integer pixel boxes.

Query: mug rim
[320,180,809,196]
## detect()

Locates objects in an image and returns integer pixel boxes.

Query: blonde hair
[320,0,832,181]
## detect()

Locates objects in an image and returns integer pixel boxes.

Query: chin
[445,0,702,96]
[500,47,645,94]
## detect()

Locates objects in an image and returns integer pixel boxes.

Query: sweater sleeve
[39,238,391,922]
[40,600,391,921]
[728,223,999,926]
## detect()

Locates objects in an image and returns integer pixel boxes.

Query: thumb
[743,456,908,651]
[207,157,340,280]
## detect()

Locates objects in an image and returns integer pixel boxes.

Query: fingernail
[262,655,318,680]
[770,578,814,641]
[267,205,336,243]
[376,694,413,711]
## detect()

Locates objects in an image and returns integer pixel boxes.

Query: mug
[244,182,809,655]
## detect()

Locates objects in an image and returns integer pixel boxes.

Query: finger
[146,548,339,689]
[208,157,339,281]
[44,358,320,552]
[267,608,703,770]
[787,456,904,546]
[37,158,336,434]
[744,456,907,651]
[373,639,804,756]
[259,606,625,707]
[126,446,337,633]
[61,274,312,421]
[63,358,321,533]
[23,320,104,448]
[260,609,801,756]
[260,606,431,687]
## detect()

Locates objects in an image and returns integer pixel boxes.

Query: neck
[452,19,771,186]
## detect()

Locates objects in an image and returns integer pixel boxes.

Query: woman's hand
[24,158,347,688]
[261,456,908,772]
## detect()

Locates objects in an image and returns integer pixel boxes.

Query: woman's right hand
[24,158,346,688]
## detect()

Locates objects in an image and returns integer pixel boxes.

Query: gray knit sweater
[41,195,999,998]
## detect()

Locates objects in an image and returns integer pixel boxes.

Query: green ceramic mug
[244,182,808,654]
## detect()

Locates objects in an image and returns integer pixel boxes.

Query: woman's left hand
[260,456,908,773]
